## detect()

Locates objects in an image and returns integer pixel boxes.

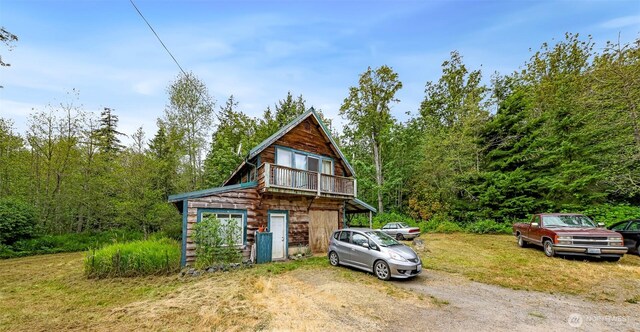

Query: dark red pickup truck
[513,213,628,261]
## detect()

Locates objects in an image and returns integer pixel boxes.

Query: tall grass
[84,238,180,278]
[1,230,144,259]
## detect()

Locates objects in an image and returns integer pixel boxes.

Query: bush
[0,198,37,245]
[84,238,180,278]
[193,215,242,268]
[581,204,640,227]
[0,230,144,259]
[465,220,512,234]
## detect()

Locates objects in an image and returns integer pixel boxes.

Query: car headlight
[556,236,572,245]
[608,237,623,246]
[389,251,408,262]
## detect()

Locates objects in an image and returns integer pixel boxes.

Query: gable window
[199,211,245,246]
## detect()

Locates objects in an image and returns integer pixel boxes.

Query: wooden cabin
[169,108,376,266]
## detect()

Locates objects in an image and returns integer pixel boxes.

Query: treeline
[0,76,314,240]
[1,33,639,244]
[342,33,640,224]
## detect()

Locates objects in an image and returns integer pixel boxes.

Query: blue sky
[1,0,639,141]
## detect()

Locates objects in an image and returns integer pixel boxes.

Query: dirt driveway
[110,266,639,332]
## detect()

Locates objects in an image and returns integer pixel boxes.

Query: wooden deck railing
[261,163,355,196]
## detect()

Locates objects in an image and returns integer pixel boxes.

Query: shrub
[431,221,464,233]
[84,238,180,278]
[193,215,242,268]
[581,204,640,227]
[465,220,512,234]
[0,198,37,245]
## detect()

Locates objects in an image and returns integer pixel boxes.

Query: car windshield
[398,222,410,228]
[543,215,596,228]
[365,230,399,247]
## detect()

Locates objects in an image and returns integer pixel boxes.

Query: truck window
[532,216,541,225]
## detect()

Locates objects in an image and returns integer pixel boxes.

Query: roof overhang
[345,198,377,214]
[168,182,257,203]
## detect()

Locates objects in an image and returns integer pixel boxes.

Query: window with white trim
[200,212,244,246]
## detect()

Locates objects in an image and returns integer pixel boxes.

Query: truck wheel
[543,239,555,257]
[517,235,528,248]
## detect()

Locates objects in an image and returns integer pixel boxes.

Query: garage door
[309,210,339,253]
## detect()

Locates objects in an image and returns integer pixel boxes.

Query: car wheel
[637,244,640,256]
[543,239,555,257]
[374,260,391,281]
[517,234,528,248]
[328,251,339,266]
[396,233,404,241]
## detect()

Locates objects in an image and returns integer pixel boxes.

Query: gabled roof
[223,108,356,185]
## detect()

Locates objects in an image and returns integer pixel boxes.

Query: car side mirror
[360,242,369,249]
[597,222,605,227]
[370,244,378,250]
[531,222,539,228]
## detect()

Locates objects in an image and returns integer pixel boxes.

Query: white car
[380,222,421,240]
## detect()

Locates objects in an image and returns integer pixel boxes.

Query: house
[168,108,376,266]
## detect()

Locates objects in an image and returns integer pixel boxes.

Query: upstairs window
[275,147,333,175]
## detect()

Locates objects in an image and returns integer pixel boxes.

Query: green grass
[419,233,640,302]
[0,230,144,259]
[84,238,181,278]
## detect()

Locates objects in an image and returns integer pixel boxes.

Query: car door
[349,232,375,270]
[529,215,542,244]
[621,221,640,250]
[334,231,353,264]
[385,223,398,236]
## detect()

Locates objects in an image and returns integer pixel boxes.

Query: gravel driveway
[393,270,640,332]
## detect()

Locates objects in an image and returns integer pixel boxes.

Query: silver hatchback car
[328,228,422,280]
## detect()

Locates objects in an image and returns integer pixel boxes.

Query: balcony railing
[261,163,355,197]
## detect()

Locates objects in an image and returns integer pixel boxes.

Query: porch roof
[345,198,377,214]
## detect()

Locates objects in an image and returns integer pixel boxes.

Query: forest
[1,33,639,254]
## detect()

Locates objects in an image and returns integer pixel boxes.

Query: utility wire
[129,0,220,121]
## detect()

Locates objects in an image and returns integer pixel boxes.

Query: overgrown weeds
[84,238,180,278]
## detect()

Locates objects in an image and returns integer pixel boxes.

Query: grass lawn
[420,233,640,303]
[1,234,638,331]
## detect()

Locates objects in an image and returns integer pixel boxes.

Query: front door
[270,213,287,260]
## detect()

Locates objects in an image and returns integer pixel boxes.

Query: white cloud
[599,15,640,29]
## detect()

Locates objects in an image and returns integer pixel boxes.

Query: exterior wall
[259,117,348,177]
[184,187,344,266]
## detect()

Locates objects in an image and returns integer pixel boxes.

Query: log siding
[183,187,344,265]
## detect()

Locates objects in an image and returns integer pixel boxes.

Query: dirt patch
[255,269,433,331]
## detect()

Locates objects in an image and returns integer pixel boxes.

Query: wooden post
[353,178,357,197]
[265,163,271,188]
[369,211,373,229]
[317,172,321,196]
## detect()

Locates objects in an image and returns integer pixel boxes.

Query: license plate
[587,248,601,254]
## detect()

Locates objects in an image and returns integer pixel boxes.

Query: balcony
[258,163,356,198]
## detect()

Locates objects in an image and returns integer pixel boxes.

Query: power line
[129,0,220,121]
[129,0,187,77]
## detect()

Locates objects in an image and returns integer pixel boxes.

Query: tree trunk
[372,133,384,213]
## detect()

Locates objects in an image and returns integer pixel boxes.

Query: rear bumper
[389,260,422,278]
[553,244,628,257]
[402,233,421,239]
